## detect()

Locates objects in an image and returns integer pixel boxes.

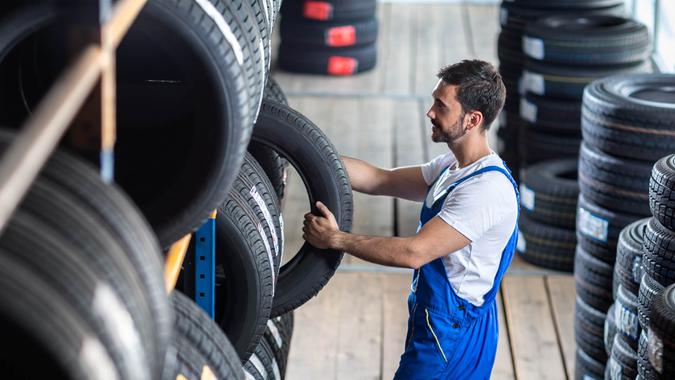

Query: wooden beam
[0,46,104,232]
[109,0,148,48]
[164,234,192,293]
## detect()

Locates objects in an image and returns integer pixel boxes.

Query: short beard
[432,112,466,143]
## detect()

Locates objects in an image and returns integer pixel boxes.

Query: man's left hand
[303,201,340,249]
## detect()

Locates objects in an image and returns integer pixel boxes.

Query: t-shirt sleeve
[421,153,455,185]
[435,173,517,242]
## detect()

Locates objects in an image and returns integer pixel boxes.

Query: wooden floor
[270,2,577,379]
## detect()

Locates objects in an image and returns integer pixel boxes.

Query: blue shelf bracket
[194,210,217,318]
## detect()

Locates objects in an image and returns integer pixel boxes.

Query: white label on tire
[648,328,664,373]
[523,36,545,60]
[578,207,609,242]
[520,184,535,211]
[92,284,144,380]
[616,287,639,340]
[80,336,119,380]
[520,98,537,123]
[249,354,268,380]
[608,357,621,380]
[500,8,508,26]
[631,256,642,285]
[517,229,526,253]
[267,319,283,348]
[245,370,256,380]
[257,222,276,294]
[522,70,545,95]
[251,186,280,259]
[194,0,244,65]
[272,358,281,380]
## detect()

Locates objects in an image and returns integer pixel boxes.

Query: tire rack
[0,0,216,317]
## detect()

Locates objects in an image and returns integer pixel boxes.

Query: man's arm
[343,156,429,202]
[304,202,470,269]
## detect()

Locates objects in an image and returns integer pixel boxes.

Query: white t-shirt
[420,151,518,306]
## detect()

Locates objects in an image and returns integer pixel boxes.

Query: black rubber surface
[642,217,675,287]
[614,218,649,296]
[582,74,675,162]
[252,100,353,317]
[575,296,609,363]
[517,212,576,272]
[281,0,376,22]
[649,284,675,377]
[649,154,675,231]
[278,43,377,75]
[637,272,663,331]
[575,245,614,312]
[280,17,378,47]
[520,159,579,229]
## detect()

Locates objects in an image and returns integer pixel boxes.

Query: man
[303,60,518,379]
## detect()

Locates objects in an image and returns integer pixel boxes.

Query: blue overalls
[393,164,519,380]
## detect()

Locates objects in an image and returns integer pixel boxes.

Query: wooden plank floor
[270,3,577,379]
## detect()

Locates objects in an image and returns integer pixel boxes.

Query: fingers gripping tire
[252,100,353,317]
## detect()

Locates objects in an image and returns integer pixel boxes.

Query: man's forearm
[342,156,386,195]
[329,231,421,269]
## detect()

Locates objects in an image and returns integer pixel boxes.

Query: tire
[607,333,639,380]
[263,313,294,379]
[250,77,290,202]
[252,100,353,317]
[638,273,663,331]
[0,129,172,373]
[605,303,618,356]
[581,74,675,162]
[264,77,289,105]
[519,92,581,134]
[517,212,576,272]
[576,295,610,363]
[649,154,675,231]
[212,183,275,360]
[500,1,625,31]
[521,159,579,229]
[637,330,657,379]
[280,17,378,47]
[169,292,244,380]
[0,2,261,248]
[615,285,640,348]
[523,15,650,65]
[578,142,652,216]
[18,179,163,378]
[649,284,675,377]
[281,0,376,22]
[0,254,122,380]
[642,217,675,287]
[0,211,150,379]
[278,43,377,76]
[244,338,280,380]
[576,347,606,380]
[522,127,580,165]
[522,60,651,100]
[614,218,649,296]
[575,245,614,312]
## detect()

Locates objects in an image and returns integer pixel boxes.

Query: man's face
[426,82,467,144]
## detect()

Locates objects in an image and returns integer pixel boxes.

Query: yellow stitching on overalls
[425,308,448,363]
[406,303,418,349]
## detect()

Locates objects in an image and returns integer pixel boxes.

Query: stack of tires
[517,159,578,272]
[574,74,675,378]
[496,0,625,180]
[0,1,357,379]
[633,154,675,379]
[278,0,378,75]
[520,15,650,165]
[0,132,172,380]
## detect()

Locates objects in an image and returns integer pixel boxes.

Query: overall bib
[393,164,519,380]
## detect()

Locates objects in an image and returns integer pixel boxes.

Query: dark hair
[436,60,506,131]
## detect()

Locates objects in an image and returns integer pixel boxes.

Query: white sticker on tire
[251,186,280,259]
[79,336,119,380]
[267,319,283,348]
[520,98,537,123]
[257,222,276,295]
[520,184,535,211]
[249,353,268,380]
[194,0,244,65]
[578,207,609,242]
[608,357,621,380]
[522,70,545,95]
[517,229,526,253]
[616,287,639,340]
[272,357,281,380]
[523,36,545,60]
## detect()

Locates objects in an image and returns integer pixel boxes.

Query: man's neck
[448,134,491,169]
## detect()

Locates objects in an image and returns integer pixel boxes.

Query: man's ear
[465,111,483,131]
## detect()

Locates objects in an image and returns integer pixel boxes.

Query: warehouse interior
[0,0,673,380]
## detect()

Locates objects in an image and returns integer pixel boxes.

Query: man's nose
[426,108,434,119]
